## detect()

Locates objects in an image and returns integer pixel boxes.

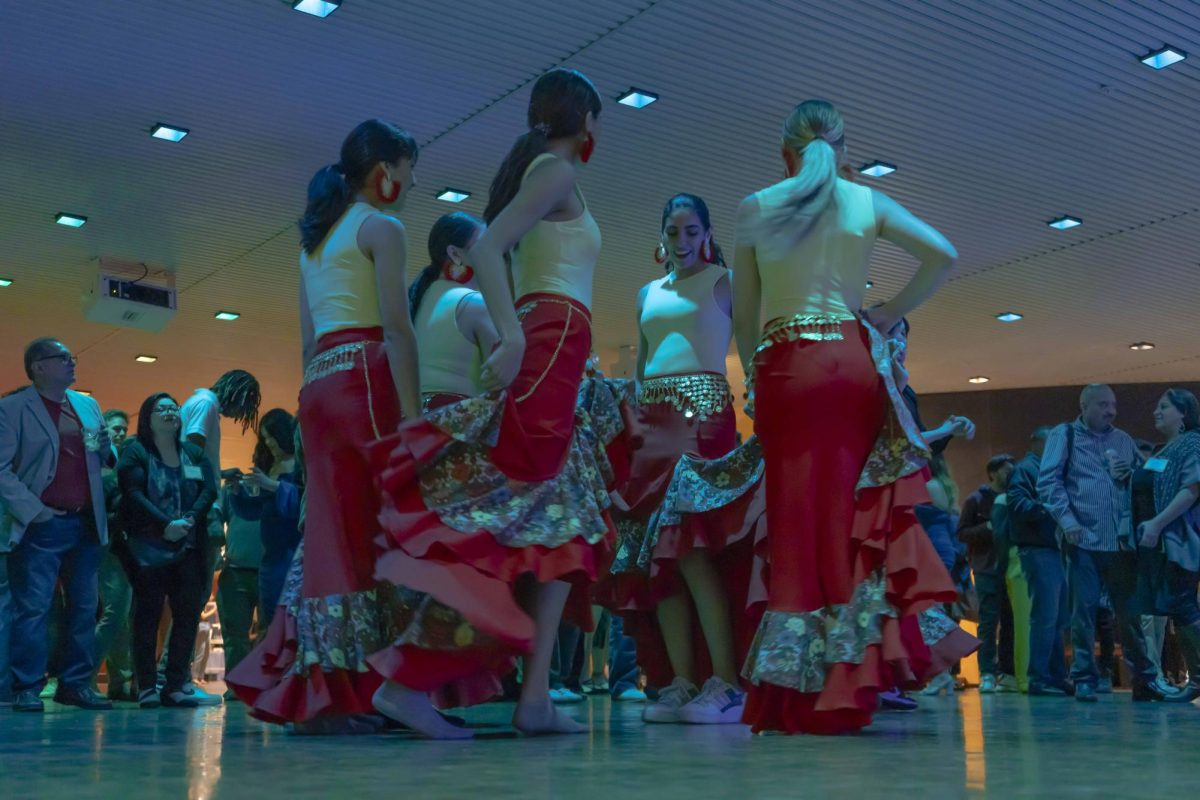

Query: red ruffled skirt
[741,321,977,735]
[227,327,403,723]
[602,386,763,687]
[365,293,633,696]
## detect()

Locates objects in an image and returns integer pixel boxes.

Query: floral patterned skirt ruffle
[365,294,635,695]
[741,321,978,734]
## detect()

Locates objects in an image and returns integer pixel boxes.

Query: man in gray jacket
[1037,384,1157,703]
[0,338,113,711]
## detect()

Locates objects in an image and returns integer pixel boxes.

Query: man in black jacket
[1009,427,1071,695]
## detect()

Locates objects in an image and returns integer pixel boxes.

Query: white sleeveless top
[511,153,602,309]
[301,202,383,338]
[641,265,732,378]
[414,280,484,397]
[755,178,875,323]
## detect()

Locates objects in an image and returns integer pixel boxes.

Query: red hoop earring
[441,260,475,284]
[579,134,595,164]
[653,242,668,265]
[700,238,716,264]
[376,173,401,204]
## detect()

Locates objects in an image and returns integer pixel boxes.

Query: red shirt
[40,395,90,512]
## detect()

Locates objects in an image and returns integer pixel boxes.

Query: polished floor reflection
[2,689,1198,799]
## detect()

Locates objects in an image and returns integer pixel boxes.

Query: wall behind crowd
[921,381,1200,495]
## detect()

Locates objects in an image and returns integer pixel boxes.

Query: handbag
[127,531,189,570]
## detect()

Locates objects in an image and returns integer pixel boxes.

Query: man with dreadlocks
[167,369,261,705]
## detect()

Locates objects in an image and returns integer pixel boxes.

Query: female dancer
[408,211,496,411]
[368,68,630,738]
[227,119,427,732]
[607,194,752,724]
[733,99,976,734]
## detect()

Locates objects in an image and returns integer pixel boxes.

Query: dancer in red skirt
[367,68,631,738]
[408,212,497,412]
[227,120,427,733]
[732,100,977,735]
[605,194,754,725]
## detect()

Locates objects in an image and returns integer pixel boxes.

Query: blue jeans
[1065,545,1154,688]
[1019,546,1070,688]
[607,613,639,695]
[0,552,13,701]
[9,514,102,692]
[258,551,294,630]
[975,570,1014,677]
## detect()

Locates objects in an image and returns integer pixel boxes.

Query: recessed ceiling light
[55,213,87,228]
[995,312,1024,323]
[292,0,340,17]
[865,281,874,289]
[968,376,990,384]
[1129,342,1155,351]
[214,311,241,321]
[617,88,659,109]
[858,161,897,177]
[1047,215,1082,230]
[436,188,471,203]
[150,123,189,142]
[1140,46,1187,70]
[135,355,158,363]
[0,278,12,287]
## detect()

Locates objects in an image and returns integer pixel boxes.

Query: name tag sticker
[183,465,203,481]
[1144,457,1169,473]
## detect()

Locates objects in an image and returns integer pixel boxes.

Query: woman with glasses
[118,393,217,708]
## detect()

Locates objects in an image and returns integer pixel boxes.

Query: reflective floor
[2,688,1198,799]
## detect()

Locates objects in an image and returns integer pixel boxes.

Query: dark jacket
[229,472,302,567]
[902,386,949,457]
[1008,451,1058,549]
[117,439,217,546]
[957,485,998,573]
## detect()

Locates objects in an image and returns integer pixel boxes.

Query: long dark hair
[408,212,485,321]
[1164,388,1200,433]
[660,193,726,271]
[483,69,601,224]
[299,119,419,254]
[135,392,180,458]
[251,408,297,472]
[211,369,262,434]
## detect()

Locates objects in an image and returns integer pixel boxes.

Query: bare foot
[513,699,587,735]
[372,682,473,740]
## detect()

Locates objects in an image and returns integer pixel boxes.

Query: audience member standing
[1037,384,1159,702]
[0,338,114,712]
[215,483,262,699]
[959,455,1017,693]
[94,408,136,700]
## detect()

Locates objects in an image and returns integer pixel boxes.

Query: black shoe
[13,690,45,713]
[54,685,114,710]
[138,688,161,709]
[1132,682,1172,702]
[1162,682,1200,704]
[1027,683,1068,697]
[1075,683,1098,703]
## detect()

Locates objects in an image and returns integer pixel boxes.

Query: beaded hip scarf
[303,341,365,387]
[639,373,733,421]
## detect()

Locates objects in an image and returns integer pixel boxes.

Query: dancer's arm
[867,192,957,333]
[467,158,577,389]
[732,195,763,375]
[359,213,422,420]
[456,292,500,362]
[635,285,649,385]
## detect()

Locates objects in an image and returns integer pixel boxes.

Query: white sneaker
[613,687,647,703]
[642,677,698,723]
[995,674,1020,694]
[677,677,746,725]
[979,674,998,693]
[548,687,584,704]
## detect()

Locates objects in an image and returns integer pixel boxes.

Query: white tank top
[511,153,602,309]
[414,280,484,397]
[755,178,875,323]
[641,265,732,378]
[301,202,383,338]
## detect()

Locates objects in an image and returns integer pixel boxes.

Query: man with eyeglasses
[0,337,114,711]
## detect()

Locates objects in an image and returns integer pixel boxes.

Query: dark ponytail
[299,119,419,254]
[408,211,484,320]
[483,68,601,224]
[660,193,727,271]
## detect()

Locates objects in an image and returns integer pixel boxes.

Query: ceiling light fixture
[214,311,241,321]
[1140,46,1187,70]
[858,161,897,177]
[865,281,874,289]
[55,213,87,228]
[1129,342,1155,351]
[436,188,471,203]
[968,376,990,384]
[995,312,1024,323]
[150,123,189,142]
[0,278,12,287]
[292,0,341,17]
[135,355,158,364]
[1047,215,1082,230]
[617,88,659,109]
